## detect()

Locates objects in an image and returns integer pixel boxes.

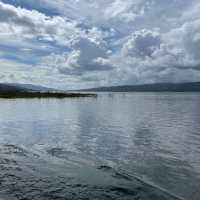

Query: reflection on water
[0,93,200,200]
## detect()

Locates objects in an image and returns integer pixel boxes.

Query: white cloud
[0,1,81,46]
[122,29,161,58]
[41,37,114,76]
[0,0,200,88]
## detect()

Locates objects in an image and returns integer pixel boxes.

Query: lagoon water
[0,93,200,200]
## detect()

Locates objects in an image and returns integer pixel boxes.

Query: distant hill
[0,83,96,98]
[0,83,28,92]
[6,83,56,92]
[0,83,57,93]
[79,82,200,92]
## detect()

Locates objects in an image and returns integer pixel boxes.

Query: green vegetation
[0,91,97,98]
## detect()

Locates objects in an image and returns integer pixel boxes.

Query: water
[0,93,200,200]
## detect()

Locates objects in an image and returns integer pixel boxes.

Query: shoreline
[0,91,97,98]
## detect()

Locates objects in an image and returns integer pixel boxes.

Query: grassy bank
[0,91,97,98]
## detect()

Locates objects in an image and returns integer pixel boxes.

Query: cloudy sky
[0,0,200,89]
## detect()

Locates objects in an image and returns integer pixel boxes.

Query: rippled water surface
[0,93,200,200]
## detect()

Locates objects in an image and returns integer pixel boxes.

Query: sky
[0,0,200,89]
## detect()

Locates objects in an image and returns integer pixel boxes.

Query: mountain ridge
[5,83,56,91]
[78,82,200,92]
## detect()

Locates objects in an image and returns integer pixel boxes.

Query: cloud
[158,18,200,70]
[0,0,200,88]
[122,29,161,58]
[42,37,114,76]
[111,19,200,84]
[0,1,81,46]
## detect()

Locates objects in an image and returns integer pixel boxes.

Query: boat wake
[0,144,184,200]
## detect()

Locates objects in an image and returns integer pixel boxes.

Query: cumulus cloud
[0,1,82,46]
[0,0,200,88]
[42,37,114,76]
[122,29,161,58]
[113,18,200,84]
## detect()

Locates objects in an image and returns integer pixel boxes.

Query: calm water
[0,93,200,200]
